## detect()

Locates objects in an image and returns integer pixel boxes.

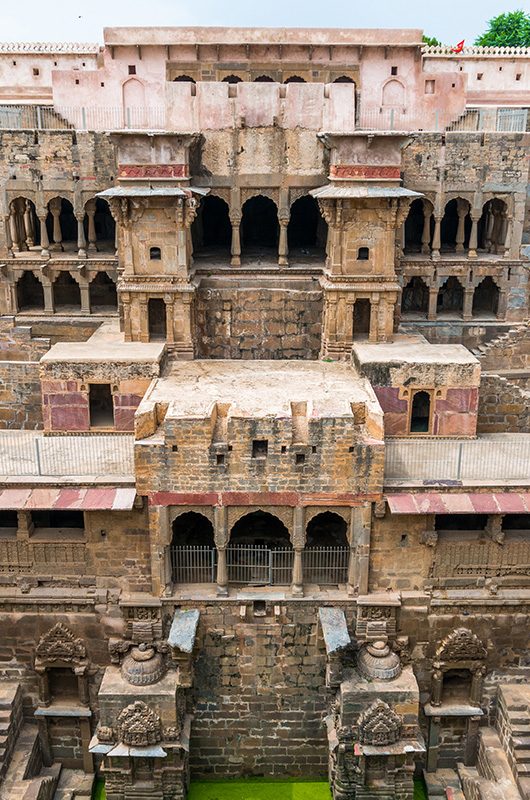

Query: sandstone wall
[0,361,43,429]
[477,373,530,433]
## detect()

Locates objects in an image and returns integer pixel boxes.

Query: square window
[150,246,161,260]
[477,73,483,81]
[75,79,79,85]
[357,247,369,260]
[252,440,268,458]
[128,65,136,75]
[516,73,522,81]
[295,453,305,465]
[281,445,287,453]
[216,453,225,465]
[32,67,39,76]
[391,66,398,76]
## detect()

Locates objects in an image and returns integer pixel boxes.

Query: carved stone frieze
[116,701,163,747]
[35,622,87,666]
[435,627,487,663]
[358,700,402,746]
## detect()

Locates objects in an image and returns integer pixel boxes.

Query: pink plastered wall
[374,386,478,438]
[41,379,148,432]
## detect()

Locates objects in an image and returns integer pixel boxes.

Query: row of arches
[16,270,117,313]
[172,75,355,84]
[191,193,327,263]
[404,197,509,256]
[7,196,115,256]
[402,275,500,318]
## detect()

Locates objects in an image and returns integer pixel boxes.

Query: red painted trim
[148,491,381,507]
[330,165,401,180]
[118,164,188,179]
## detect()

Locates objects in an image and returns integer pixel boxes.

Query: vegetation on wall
[475,10,530,46]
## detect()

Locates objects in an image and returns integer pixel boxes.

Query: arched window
[304,512,349,585]
[222,74,243,84]
[52,272,81,310]
[46,197,76,251]
[88,198,115,252]
[437,277,464,316]
[8,197,40,251]
[472,276,499,317]
[149,247,161,260]
[171,512,215,584]
[254,75,275,82]
[410,390,431,433]
[333,76,355,83]
[228,511,292,585]
[357,247,369,260]
[241,195,279,255]
[284,75,306,83]
[16,271,44,312]
[173,75,196,83]
[191,195,231,258]
[89,272,117,310]
[440,198,471,252]
[404,198,426,253]
[382,79,405,107]
[478,198,508,253]
[287,195,327,256]
[148,298,166,341]
[402,277,429,316]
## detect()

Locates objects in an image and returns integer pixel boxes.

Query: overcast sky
[1,0,529,45]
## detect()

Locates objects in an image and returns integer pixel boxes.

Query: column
[79,280,90,314]
[36,668,50,706]
[23,200,35,248]
[369,298,379,343]
[426,717,440,773]
[77,216,87,258]
[497,290,508,320]
[485,210,495,252]
[79,717,94,773]
[9,207,20,252]
[278,216,289,267]
[42,280,54,314]
[455,200,468,253]
[463,287,474,321]
[503,216,513,258]
[85,200,98,253]
[428,287,438,320]
[180,293,195,357]
[38,216,50,258]
[421,202,432,254]
[496,211,508,255]
[122,294,132,341]
[468,214,479,258]
[291,506,304,597]
[229,212,241,267]
[350,506,370,596]
[48,198,63,251]
[139,298,149,343]
[4,215,13,257]
[76,670,90,706]
[165,296,175,344]
[214,505,228,597]
[470,665,485,705]
[114,223,119,257]
[431,216,441,260]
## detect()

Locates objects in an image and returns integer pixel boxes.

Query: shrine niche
[435,628,488,663]
[116,701,163,747]
[358,700,403,746]
[431,628,487,709]
[34,623,89,707]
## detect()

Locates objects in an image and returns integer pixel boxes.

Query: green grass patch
[188,781,331,800]
[414,776,429,800]
[92,779,106,800]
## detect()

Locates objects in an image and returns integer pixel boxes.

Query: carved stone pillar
[4,215,13,257]
[79,280,90,314]
[122,294,132,341]
[278,213,289,267]
[85,199,98,252]
[502,216,513,258]
[23,200,35,248]
[431,667,443,706]
[463,287,474,321]
[76,669,90,706]
[350,505,370,596]
[421,201,432,254]
[431,216,441,260]
[496,211,508,255]
[42,279,54,314]
[77,217,87,258]
[214,505,229,596]
[428,287,438,320]
[426,717,440,773]
[465,715,482,766]
[291,506,305,596]
[36,668,51,706]
[455,200,468,253]
[468,214,480,258]
[139,298,149,343]
[38,216,50,258]
[9,205,20,252]
[80,717,94,773]
[48,198,63,251]
[485,210,495,252]
[165,295,175,344]
[470,666,485,706]
[229,211,241,267]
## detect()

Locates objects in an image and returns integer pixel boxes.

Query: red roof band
[385,492,530,515]
[0,487,136,511]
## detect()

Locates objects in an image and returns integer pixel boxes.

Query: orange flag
[451,40,465,53]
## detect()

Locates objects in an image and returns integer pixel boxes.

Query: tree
[422,35,441,47]
[475,10,530,47]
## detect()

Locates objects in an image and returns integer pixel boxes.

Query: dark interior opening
[357,247,369,260]
[252,439,268,458]
[150,246,162,260]
[89,383,114,428]
[0,510,17,536]
[254,75,275,82]
[410,390,431,433]
[46,198,77,245]
[173,75,196,83]
[402,276,429,316]
[284,75,306,83]
[31,510,85,530]
[404,198,426,252]
[171,511,215,547]
[48,667,79,703]
[435,514,488,531]
[192,195,231,255]
[333,76,355,83]
[306,512,348,547]
[442,668,473,705]
[353,299,371,340]
[89,272,117,309]
[148,298,167,341]
[440,199,471,251]
[16,271,44,311]
[53,272,81,310]
[92,198,115,246]
[287,195,327,256]
[472,276,499,317]
[502,514,530,530]
[241,195,279,254]
[230,510,291,547]
[222,74,242,83]
[437,277,464,316]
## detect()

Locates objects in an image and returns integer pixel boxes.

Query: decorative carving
[435,628,487,663]
[109,638,131,664]
[116,701,162,747]
[121,643,167,686]
[358,700,402,746]
[35,623,87,665]
[97,725,114,742]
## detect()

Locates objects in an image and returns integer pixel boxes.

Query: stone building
[0,25,528,800]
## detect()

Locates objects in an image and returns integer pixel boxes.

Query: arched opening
[46,197,76,252]
[16,271,44,311]
[472,276,499,317]
[88,198,115,252]
[284,75,306,83]
[287,195,327,259]
[404,198,426,253]
[402,277,429,317]
[89,272,117,311]
[478,198,507,253]
[353,299,371,340]
[173,75,196,83]
[304,512,349,585]
[442,668,473,705]
[192,195,231,259]
[357,247,369,260]
[122,78,146,126]
[222,74,242,83]
[241,195,279,258]
[171,512,215,583]
[410,390,431,434]
[148,298,166,341]
[89,383,114,428]
[437,277,464,317]
[254,75,275,82]
[52,272,81,310]
[8,197,40,251]
[382,79,405,107]
[333,76,355,83]
[440,198,471,252]
[228,511,292,585]
[150,247,162,260]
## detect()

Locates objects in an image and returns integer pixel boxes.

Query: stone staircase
[0,683,24,788]
[52,768,93,800]
[458,727,522,800]
[446,108,481,132]
[471,323,528,362]
[124,789,163,800]
[497,685,530,799]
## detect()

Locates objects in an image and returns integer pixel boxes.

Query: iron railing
[303,547,349,585]
[171,546,216,584]
[0,431,134,477]
[384,436,530,483]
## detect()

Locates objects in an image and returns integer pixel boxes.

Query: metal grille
[170,546,216,584]
[226,545,294,585]
[303,547,349,585]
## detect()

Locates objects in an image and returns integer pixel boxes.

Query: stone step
[516,750,530,765]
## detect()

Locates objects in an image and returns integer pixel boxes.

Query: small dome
[357,640,401,681]
[121,643,167,686]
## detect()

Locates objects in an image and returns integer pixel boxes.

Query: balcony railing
[384,435,530,484]
[0,431,134,478]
